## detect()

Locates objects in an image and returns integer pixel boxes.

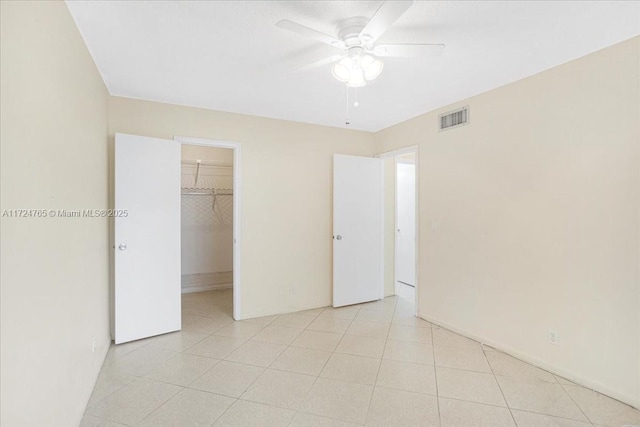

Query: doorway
[396,153,416,289]
[180,144,234,317]
[176,137,242,321]
[377,146,418,315]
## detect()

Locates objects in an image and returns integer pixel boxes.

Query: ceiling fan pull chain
[354,87,359,107]
[345,84,351,126]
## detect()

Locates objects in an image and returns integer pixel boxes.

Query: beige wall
[398,152,415,163]
[0,2,110,426]
[181,144,233,165]
[375,37,640,408]
[109,97,375,318]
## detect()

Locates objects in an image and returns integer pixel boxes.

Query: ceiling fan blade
[276,20,345,50]
[297,54,344,72]
[374,43,445,58]
[360,1,414,43]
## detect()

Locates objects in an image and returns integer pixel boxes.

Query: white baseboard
[181,283,232,294]
[420,314,640,410]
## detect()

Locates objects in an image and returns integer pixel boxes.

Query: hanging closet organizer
[181,160,233,225]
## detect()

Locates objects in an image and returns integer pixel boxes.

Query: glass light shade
[332,57,353,83]
[346,67,366,87]
[331,53,383,87]
[361,55,384,81]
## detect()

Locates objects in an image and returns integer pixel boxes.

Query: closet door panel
[114,133,181,344]
[333,154,383,307]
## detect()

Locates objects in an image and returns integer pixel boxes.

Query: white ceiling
[66,1,639,132]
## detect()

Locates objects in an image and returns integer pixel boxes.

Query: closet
[180,146,233,293]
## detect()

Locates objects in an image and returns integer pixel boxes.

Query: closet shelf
[181,160,233,194]
[180,189,233,196]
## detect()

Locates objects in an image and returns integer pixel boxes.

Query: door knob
[118,243,127,251]
[335,235,342,240]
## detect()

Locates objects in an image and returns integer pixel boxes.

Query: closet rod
[182,160,232,169]
[181,191,233,196]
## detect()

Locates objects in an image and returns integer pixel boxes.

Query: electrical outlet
[92,335,96,353]
[548,330,559,345]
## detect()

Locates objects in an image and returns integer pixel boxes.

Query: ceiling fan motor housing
[337,17,371,49]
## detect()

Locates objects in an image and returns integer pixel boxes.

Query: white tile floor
[82,285,640,427]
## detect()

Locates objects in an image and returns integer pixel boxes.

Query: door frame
[376,145,419,316]
[175,136,242,320]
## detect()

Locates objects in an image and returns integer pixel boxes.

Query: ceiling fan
[276,0,445,88]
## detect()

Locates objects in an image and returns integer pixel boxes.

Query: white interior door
[333,154,383,307]
[114,133,181,344]
[396,162,416,286]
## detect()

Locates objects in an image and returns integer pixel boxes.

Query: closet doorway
[177,137,242,320]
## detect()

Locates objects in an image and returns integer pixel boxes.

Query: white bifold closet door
[333,154,383,307]
[114,133,181,344]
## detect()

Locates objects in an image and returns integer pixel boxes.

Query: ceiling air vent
[439,106,469,131]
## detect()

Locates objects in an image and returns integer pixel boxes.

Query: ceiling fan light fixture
[331,53,383,87]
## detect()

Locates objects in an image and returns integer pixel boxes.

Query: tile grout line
[431,314,442,427]
[92,348,185,424]
[555,377,595,425]
[181,296,241,427]
[219,314,312,410]
[185,294,248,426]
[429,362,547,378]
[204,397,238,426]
[178,295,247,426]
[134,385,186,426]
[249,308,325,427]
[302,304,364,422]
[84,368,135,411]
[412,393,508,410]
[285,303,363,426]
[362,294,400,426]
[482,346,597,425]
[480,343,519,426]
[504,406,598,426]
